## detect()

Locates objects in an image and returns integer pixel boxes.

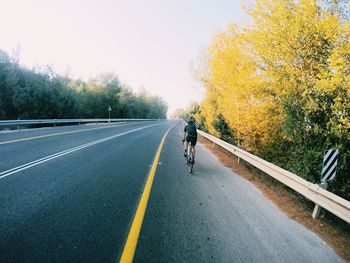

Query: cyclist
[182,116,197,164]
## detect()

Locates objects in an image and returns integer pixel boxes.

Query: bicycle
[185,142,195,174]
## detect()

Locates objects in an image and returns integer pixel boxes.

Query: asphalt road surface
[0,120,342,262]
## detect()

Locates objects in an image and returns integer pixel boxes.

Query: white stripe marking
[322,151,338,174]
[0,123,163,180]
[323,161,338,181]
[0,123,138,145]
[323,150,334,164]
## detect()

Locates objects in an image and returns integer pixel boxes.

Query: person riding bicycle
[182,116,197,164]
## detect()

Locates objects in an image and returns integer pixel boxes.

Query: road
[0,120,342,262]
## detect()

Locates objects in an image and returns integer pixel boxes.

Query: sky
[0,0,247,115]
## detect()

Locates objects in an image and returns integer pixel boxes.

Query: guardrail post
[312,182,328,219]
[17,119,20,130]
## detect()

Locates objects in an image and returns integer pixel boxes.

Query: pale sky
[0,0,247,115]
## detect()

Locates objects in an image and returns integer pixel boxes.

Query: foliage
[0,50,167,120]
[170,108,185,119]
[192,0,350,200]
[180,102,207,130]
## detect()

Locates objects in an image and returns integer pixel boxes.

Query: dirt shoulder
[199,135,350,262]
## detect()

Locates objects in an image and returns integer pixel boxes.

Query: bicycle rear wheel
[188,161,193,174]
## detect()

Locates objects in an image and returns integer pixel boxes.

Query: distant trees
[0,50,167,120]
[190,0,350,200]
[170,108,185,119]
[70,73,122,118]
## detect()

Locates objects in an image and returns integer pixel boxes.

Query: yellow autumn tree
[194,0,350,199]
[196,21,285,151]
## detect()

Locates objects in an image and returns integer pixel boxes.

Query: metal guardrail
[0,118,158,129]
[198,130,350,224]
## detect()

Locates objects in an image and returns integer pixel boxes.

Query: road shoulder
[199,135,350,262]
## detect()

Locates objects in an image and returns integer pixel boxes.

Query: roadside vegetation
[0,50,167,120]
[179,0,350,201]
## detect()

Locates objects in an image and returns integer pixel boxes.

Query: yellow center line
[119,125,173,263]
[0,123,135,145]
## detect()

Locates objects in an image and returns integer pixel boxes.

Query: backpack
[186,123,197,136]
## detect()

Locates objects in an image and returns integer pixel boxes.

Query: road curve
[0,120,341,262]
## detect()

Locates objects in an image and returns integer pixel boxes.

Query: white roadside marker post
[312,149,339,219]
[108,106,112,123]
